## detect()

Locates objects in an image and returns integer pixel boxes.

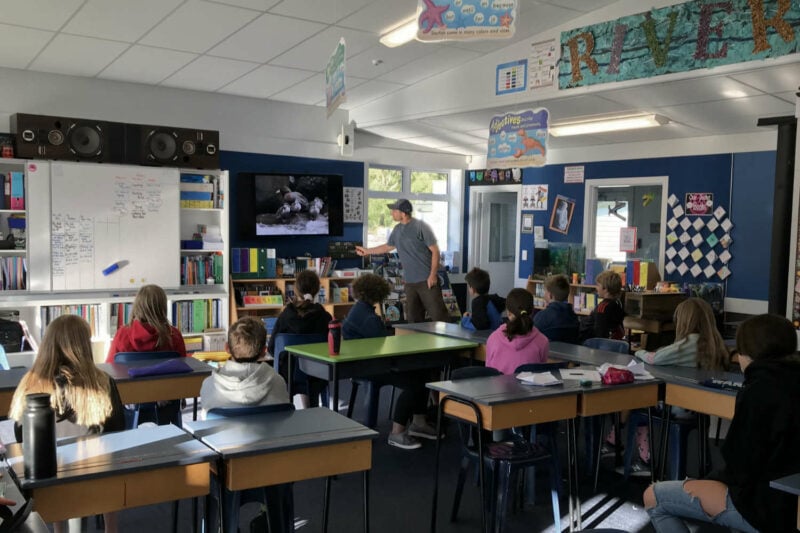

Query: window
[365,166,453,251]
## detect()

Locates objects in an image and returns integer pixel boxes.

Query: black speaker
[10,113,126,163]
[126,124,219,169]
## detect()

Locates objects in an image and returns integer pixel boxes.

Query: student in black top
[460,267,505,331]
[580,270,625,341]
[268,270,332,408]
[533,274,580,343]
[644,313,800,532]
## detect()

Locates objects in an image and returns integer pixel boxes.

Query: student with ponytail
[485,288,549,374]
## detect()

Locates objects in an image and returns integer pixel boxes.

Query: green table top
[285,333,478,363]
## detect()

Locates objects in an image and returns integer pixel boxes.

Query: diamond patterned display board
[664,194,732,281]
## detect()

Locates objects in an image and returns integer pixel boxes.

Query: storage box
[624,292,687,320]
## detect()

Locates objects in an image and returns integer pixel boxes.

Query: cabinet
[526,278,598,316]
[0,162,229,365]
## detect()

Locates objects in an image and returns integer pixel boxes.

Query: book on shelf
[9,172,24,210]
[202,329,226,352]
[0,256,27,291]
[180,173,223,209]
[243,294,284,306]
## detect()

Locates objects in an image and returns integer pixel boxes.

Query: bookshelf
[0,161,229,365]
[526,278,598,316]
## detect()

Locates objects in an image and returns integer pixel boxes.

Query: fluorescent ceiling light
[549,114,669,137]
[379,17,417,48]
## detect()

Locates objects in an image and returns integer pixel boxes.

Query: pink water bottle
[328,319,342,355]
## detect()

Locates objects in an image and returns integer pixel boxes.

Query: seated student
[485,288,549,375]
[200,317,289,415]
[643,314,800,532]
[580,270,625,342]
[460,267,505,331]
[10,314,125,533]
[533,274,580,343]
[343,273,439,450]
[267,270,332,408]
[106,284,187,362]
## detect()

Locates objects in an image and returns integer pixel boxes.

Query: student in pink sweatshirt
[485,288,549,374]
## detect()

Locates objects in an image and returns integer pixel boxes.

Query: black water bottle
[22,393,57,480]
[328,319,342,355]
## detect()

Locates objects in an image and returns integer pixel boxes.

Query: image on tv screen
[254,174,333,236]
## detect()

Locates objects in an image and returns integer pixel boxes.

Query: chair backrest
[272,333,327,374]
[450,366,502,381]
[583,337,629,354]
[514,361,569,373]
[114,351,181,363]
[486,301,504,331]
[206,403,294,419]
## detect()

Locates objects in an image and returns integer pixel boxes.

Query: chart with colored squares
[664,193,733,281]
[496,59,527,95]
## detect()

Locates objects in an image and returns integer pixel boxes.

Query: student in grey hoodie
[200,317,290,415]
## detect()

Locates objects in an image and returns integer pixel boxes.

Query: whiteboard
[50,162,180,290]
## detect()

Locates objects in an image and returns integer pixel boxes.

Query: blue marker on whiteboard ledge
[102,260,129,276]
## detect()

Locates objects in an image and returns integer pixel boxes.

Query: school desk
[393,321,491,361]
[0,367,30,416]
[549,341,635,367]
[770,473,800,530]
[184,407,378,533]
[427,372,660,532]
[7,425,216,523]
[285,333,478,411]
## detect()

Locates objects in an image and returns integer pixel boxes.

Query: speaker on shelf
[10,113,126,163]
[126,124,219,169]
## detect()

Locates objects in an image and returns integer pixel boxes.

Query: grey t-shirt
[387,218,437,283]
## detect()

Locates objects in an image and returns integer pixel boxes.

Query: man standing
[355,199,449,323]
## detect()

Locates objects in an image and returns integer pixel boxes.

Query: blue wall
[220,150,365,268]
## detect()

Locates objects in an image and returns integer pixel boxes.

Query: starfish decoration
[499,11,513,28]
[418,0,449,33]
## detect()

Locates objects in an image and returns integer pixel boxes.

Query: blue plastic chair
[114,351,183,428]
[205,404,295,533]
[272,333,328,407]
[0,345,9,371]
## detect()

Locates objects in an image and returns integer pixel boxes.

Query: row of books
[1,171,24,210]
[625,260,659,289]
[180,173,224,209]
[41,304,101,338]
[573,292,598,314]
[109,302,133,336]
[181,254,224,285]
[172,298,224,333]
[0,257,26,291]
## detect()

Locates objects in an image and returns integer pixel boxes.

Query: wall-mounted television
[238,172,344,238]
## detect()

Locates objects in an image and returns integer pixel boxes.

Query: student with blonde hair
[580,270,625,342]
[11,314,125,532]
[105,284,187,363]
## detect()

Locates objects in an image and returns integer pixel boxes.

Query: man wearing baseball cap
[355,199,449,324]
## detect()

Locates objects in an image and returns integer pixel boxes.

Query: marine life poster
[416,0,517,42]
[486,108,548,169]
[325,38,346,117]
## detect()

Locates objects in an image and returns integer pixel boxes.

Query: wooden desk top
[285,333,477,363]
[549,342,635,367]
[393,321,492,344]
[97,356,212,382]
[8,425,216,490]
[184,407,377,459]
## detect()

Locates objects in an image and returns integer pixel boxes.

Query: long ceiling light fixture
[549,113,670,137]
[379,16,418,48]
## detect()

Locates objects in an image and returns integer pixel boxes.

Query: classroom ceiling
[0,0,797,156]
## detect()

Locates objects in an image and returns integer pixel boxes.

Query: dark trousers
[366,369,433,425]
[405,280,450,323]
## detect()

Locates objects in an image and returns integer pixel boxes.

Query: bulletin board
[50,162,180,290]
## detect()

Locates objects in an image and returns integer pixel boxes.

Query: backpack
[0,319,23,353]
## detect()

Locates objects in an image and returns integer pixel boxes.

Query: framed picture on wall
[549,195,575,234]
[521,213,534,233]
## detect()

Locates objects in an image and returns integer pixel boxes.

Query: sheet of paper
[705,250,717,264]
[679,232,691,244]
[672,205,684,218]
[703,264,716,278]
[667,218,678,230]
[627,360,655,380]
[559,368,601,382]
[706,218,719,232]
[677,262,689,275]
[665,261,677,274]
[680,218,692,230]
[692,218,704,230]
[718,266,731,280]
[691,233,704,247]
[719,250,731,264]
[678,247,690,260]
[720,219,733,232]
[668,193,678,207]
[706,233,719,247]
[666,246,677,259]
[516,371,561,386]
[666,232,678,244]
[690,264,702,277]
[714,206,726,220]
[691,249,703,262]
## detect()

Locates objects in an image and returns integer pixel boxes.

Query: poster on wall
[343,186,363,222]
[529,39,557,90]
[685,192,714,216]
[496,59,527,95]
[522,184,548,210]
[466,168,521,185]
[486,108,548,169]
[620,227,637,253]
[549,195,575,234]
[325,38,346,117]
[416,0,517,42]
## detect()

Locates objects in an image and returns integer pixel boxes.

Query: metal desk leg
[363,470,370,533]
[430,399,444,533]
[332,365,339,412]
[566,418,580,532]
[698,415,708,478]
[658,405,672,481]
[646,407,655,483]
[287,353,294,400]
[323,476,332,533]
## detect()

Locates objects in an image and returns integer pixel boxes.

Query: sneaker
[630,457,652,476]
[408,421,443,440]
[388,431,422,450]
[600,441,621,457]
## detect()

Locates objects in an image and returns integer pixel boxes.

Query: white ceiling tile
[269,73,368,105]
[270,0,374,24]
[339,79,405,109]
[547,134,608,149]
[403,136,454,149]
[347,42,431,79]
[774,91,797,105]
[63,0,184,42]
[599,76,766,109]
[0,0,84,31]
[467,128,490,139]
[419,110,496,132]
[379,47,482,85]
[655,94,795,133]
[29,34,129,77]
[141,0,259,53]
[213,0,281,10]
[0,24,52,69]
[362,122,438,139]
[337,0,416,34]
[591,123,708,144]
[539,0,617,13]
[729,61,800,94]
[541,95,631,122]
[270,26,376,71]
[162,55,259,91]
[209,13,326,63]
[219,64,316,98]
[99,45,197,84]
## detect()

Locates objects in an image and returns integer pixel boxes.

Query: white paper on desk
[559,369,601,382]
[626,360,656,380]
[516,372,562,386]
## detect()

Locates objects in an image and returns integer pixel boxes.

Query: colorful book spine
[10,172,24,210]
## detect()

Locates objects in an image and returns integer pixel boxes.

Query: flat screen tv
[238,173,344,238]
